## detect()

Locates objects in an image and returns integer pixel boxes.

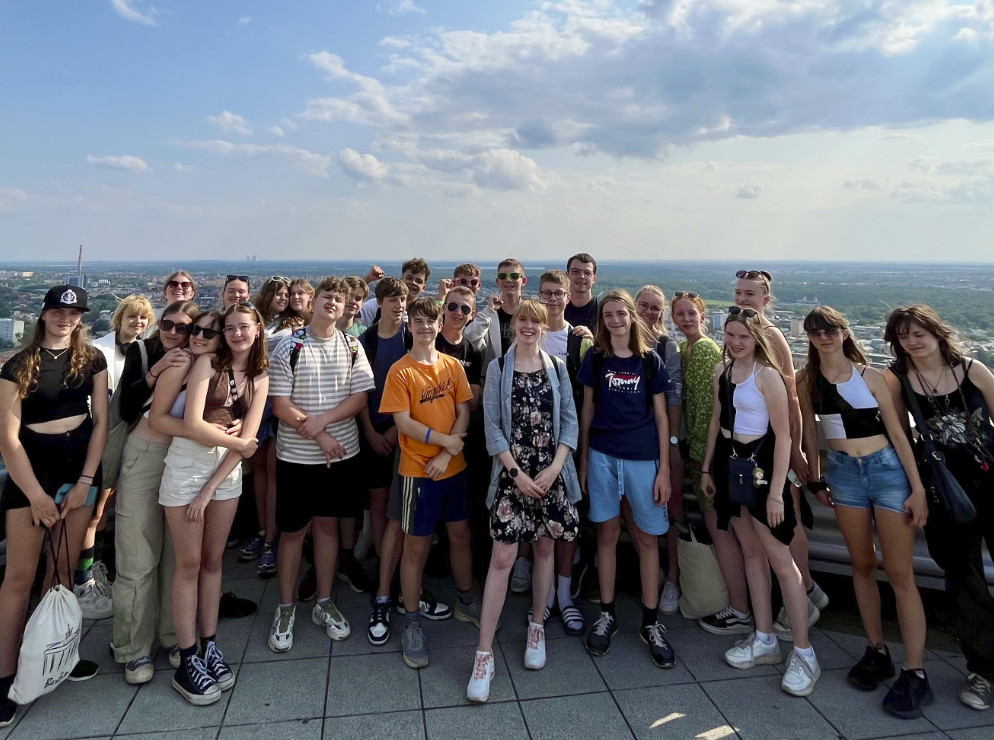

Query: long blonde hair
[722,310,783,378]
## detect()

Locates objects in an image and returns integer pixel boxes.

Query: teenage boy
[379,297,477,669]
[359,258,431,326]
[436,286,483,409]
[452,263,483,296]
[564,253,598,332]
[472,258,527,369]
[267,277,375,653]
[338,276,369,338]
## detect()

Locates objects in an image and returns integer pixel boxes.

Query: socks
[93,531,106,563]
[557,575,572,608]
[179,644,198,661]
[375,595,390,606]
[642,605,656,629]
[0,674,13,696]
[794,645,816,660]
[547,584,556,610]
[75,546,94,586]
[601,600,616,618]
[457,588,474,606]
[279,603,293,612]
[405,609,421,626]
[316,597,330,608]
[755,631,776,646]
[202,633,216,646]
[731,607,750,620]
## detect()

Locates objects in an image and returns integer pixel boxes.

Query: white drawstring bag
[8,530,83,704]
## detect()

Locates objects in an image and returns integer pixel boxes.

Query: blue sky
[2,0,994,262]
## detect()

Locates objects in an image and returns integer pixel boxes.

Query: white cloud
[109,0,158,26]
[844,178,881,190]
[208,110,253,136]
[269,126,285,137]
[471,149,547,191]
[238,17,252,25]
[86,154,151,172]
[0,188,29,212]
[378,0,426,16]
[177,140,332,176]
[173,163,195,173]
[338,148,390,184]
[736,184,762,199]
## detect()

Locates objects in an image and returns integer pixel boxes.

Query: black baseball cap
[43,285,90,312]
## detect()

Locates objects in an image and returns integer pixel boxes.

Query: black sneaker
[67,659,99,682]
[296,566,317,602]
[368,599,391,646]
[202,641,235,692]
[698,606,753,635]
[847,644,895,691]
[640,623,676,668]
[585,612,618,656]
[172,656,221,706]
[883,669,934,719]
[339,562,375,594]
[0,696,16,728]
[218,592,257,619]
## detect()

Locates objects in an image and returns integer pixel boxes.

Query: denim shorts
[824,445,911,515]
[587,449,669,536]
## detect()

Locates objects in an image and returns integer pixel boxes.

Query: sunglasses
[191,324,221,339]
[225,274,250,284]
[160,318,192,334]
[446,302,473,315]
[166,280,193,290]
[266,275,290,285]
[497,272,523,281]
[673,291,699,299]
[457,277,481,288]
[539,290,567,301]
[727,306,758,319]
[735,270,772,282]
[806,327,841,338]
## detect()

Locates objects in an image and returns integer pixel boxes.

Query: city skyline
[2,1,994,263]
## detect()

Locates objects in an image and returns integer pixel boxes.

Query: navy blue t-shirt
[577,350,673,460]
[359,327,409,427]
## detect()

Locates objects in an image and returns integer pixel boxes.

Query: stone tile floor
[3,554,993,740]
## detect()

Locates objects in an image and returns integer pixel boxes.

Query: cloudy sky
[2,0,994,263]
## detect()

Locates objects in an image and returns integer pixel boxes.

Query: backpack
[288,327,359,380]
[591,349,656,409]
[363,322,413,369]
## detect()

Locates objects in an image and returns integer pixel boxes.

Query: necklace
[914,364,946,394]
[42,347,70,360]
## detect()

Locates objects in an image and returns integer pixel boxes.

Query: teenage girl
[733,270,828,636]
[578,289,675,668]
[0,286,108,726]
[702,306,819,696]
[154,303,268,705]
[799,306,930,718]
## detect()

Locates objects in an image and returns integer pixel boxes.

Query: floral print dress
[490,369,579,544]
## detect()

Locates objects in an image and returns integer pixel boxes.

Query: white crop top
[142,387,187,421]
[732,364,770,435]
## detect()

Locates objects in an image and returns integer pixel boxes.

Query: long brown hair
[13,308,99,399]
[593,289,653,358]
[215,303,269,379]
[799,306,867,403]
[278,278,314,331]
[722,310,783,380]
[884,303,965,375]
[252,277,291,325]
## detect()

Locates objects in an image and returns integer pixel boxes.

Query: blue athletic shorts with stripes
[398,471,469,536]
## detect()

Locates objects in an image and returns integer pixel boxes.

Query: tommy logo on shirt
[605,371,641,394]
[420,378,453,404]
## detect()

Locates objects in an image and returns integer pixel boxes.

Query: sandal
[560,605,585,635]
[526,606,551,625]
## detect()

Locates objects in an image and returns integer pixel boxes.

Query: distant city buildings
[0,318,24,346]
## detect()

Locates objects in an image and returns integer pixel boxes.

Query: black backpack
[363,322,413,369]
[288,327,359,380]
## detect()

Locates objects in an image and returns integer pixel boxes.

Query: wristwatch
[669,436,679,446]
[508,467,519,478]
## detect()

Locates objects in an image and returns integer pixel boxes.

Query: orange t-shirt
[379,352,473,479]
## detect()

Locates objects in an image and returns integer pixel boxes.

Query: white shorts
[158,436,242,507]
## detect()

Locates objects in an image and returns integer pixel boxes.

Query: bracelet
[701,470,712,476]
[78,475,93,483]
[149,370,159,381]
[425,429,432,444]
[770,497,784,504]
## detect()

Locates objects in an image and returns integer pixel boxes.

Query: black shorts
[275,454,364,533]
[359,422,397,490]
[1,417,102,512]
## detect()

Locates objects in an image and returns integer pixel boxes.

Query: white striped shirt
[269,328,375,465]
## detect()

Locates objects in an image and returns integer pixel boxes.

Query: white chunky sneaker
[524,622,547,670]
[725,633,783,669]
[781,650,821,696]
[466,651,495,703]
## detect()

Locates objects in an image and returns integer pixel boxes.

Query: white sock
[755,630,776,646]
[547,584,556,610]
[557,575,573,608]
[731,607,750,619]
[794,645,816,660]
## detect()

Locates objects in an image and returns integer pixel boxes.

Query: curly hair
[884,304,965,375]
[13,309,99,399]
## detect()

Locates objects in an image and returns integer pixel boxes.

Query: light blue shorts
[587,449,669,536]
[824,446,911,515]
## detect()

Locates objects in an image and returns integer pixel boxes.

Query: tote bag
[677,524,729,620]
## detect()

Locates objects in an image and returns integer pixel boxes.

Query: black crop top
[0,347,107,425]
[812,369,887,440]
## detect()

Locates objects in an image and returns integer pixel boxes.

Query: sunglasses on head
[735,270,772,282]
[446,302,473,315]
[160,318,191,334]
[673,291,699,299]
[727,306,758,319]
[457,277,480,288]
[806,327,841,338]
[266,275,290,285]
[497,272,523,281]
[191,324,221,339]
[225,274,250,284]
[167,280,193,290]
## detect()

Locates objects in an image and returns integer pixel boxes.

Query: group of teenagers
[0,256,992,727]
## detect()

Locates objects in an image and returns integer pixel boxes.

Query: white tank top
[733,363,770,435]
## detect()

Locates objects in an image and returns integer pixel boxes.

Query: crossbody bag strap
[898,373,937,458]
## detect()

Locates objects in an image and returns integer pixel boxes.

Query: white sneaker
[268,606,295,653]
[312,600,351,641]
[74,580,113,620]
[807,582,829,611]
[781,650,821,696]
[510,557,532,594]
[466,651,495,703]
[524,622,547,670]
[773,600,821,642]
[92,561,114,598]
[658,580,680,616]
[725,633,783,669]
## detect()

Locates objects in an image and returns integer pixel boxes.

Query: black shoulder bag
[724,365,768,507]
[899,373,976,525]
